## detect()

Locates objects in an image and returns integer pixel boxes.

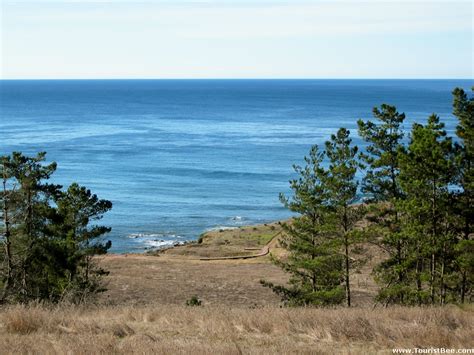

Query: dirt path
[198,231,281,261]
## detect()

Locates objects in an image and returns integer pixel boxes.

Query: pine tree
[357,105,408,303]
[51,183,112,301]
[261,145,345,306]
[5,152,59,301]
[0,152,112,303]
[1,156,14,301]
[398,115,455,304]
[452,87,474,303]
[324,128,364,307]
[357,105,405,202]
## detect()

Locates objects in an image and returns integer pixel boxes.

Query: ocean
[0,79,471,252]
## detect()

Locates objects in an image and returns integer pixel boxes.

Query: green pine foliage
[273,88,473,306]
[324,128,365,307]
[261,146,345,306]
[452,87,474,303]
[263,132,366,307]
[0,152,112,304]
[397,115,455,304]
[357,105,408,303]
[357,104,406,202]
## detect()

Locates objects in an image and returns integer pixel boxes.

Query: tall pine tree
[261,146,344,306]
[452,87,474,303]
[357,105,409,303]
[398,115,455,304]
[358,105,405,202]
[0,152,112,303]
[325,128,364,307]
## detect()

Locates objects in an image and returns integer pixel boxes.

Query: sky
[0,1,472,79]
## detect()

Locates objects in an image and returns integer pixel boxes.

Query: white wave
[128,233,163,239]
[143,239,177,248]
[127,233,182,239]
[126,232,185,250]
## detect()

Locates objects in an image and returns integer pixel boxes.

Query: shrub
[186,296,202,306]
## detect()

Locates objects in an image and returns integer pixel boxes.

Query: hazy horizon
[1,78,473,81]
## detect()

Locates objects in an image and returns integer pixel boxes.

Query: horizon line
[1,77,473,81]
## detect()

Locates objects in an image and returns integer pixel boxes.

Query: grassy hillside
[105,219,379,307]
[0,221,472,354]
[1,304,472,354]
[158,220,283,258]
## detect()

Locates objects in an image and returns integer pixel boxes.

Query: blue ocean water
[0,79,472,252]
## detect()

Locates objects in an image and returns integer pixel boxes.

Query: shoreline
[145,219,287,259]
[110,219,290,256]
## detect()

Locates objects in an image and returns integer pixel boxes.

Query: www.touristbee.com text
[393,349,473,354]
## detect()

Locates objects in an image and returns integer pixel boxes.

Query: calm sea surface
[0,79,472,252]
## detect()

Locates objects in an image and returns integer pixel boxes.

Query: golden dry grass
[1,220,471,354]
[98,255,287,307]
[0,304,472,354]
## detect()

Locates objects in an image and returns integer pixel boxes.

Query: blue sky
[1,1,472,79]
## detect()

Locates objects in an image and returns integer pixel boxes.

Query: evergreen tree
[0,152,112,303]
[398,115,455,304]
[1,156,14,301]
[324,128,364,307]
[357,105,409,303]
[261,146,344,306]
[51,183,112,301]
[357,105,405,202]
[4,152,60,301]
[452,87,474,303]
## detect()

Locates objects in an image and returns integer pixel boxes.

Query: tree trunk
[440,242,446,305]
[395,211,405,303]
[460,217,470,303]
[345,235,351,307]
[461,271,467,304]
[343,206,351,307]
[310,213,317,292]
[1,163,13,302]
[430,251,436,304]
[429,178,437,304]
[20,181,34,300]
[416,242,423,305]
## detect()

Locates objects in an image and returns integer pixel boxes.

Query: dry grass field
[98,220,379,307]
[99,255,287,307]
[0,304,472,354]
[0,221,472,354]
[98,221,288,307]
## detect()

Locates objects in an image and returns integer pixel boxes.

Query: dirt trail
[199,231,281,261]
